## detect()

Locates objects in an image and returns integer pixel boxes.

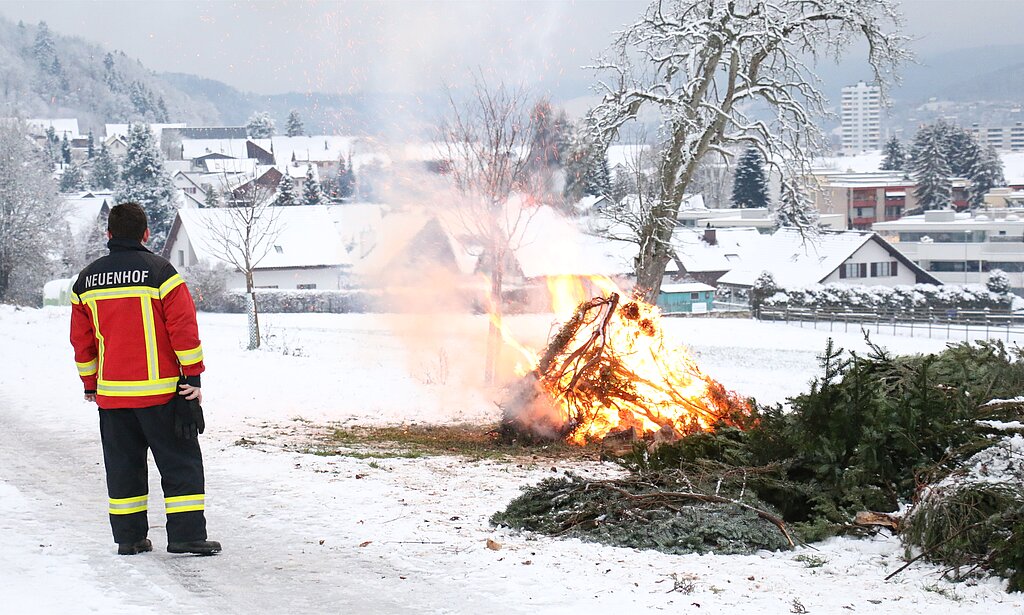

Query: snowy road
[3,307,1024,614]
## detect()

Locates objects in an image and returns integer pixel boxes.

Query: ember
[497,276,749,445]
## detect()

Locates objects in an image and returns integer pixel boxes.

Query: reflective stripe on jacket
[70,238,205,409]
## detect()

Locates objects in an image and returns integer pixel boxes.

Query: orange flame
[502,275,746,445]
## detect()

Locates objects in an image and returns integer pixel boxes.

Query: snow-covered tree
[285,110,304,137]
[60,133,71,164]
[750,271,779,312]
[439,77,539,383]
[113,123,177,250]
[910,126,952,211]
[202,184,219,208]
[527,99,571,168]
[335,155,355,200]
[301,165,323,205]
[274,173,299,206]
[246,112,275,139]
[0,121,66,304]
[89,143,119,190]
[564,138,612,201]
[732,147,769,208]
[578,0,907,302]
[59,163,85,193]
[198,180,282,349]
[986,269,1011,295]
[86,129,95,159]
[880,136,905,171]
[968,145,1005,208]
[776,179,816,228]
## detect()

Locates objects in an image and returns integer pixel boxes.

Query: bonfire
[496,276,749,445]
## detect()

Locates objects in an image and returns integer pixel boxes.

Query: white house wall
[820,239,918,286]
[249,267,348,290]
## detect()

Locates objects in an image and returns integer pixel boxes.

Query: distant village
[29,101,1024,315]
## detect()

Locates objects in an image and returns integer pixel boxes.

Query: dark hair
[107,202,148,241]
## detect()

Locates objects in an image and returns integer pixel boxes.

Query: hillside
[0,18,220,132]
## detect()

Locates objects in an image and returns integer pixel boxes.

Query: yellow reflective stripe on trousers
[159,274,184,299]
[175,345,204,366]
[109,494,148,515]
[76,358,98,376]
[165,494,205,514]
[140,295,159,380]
[97,377,179,397]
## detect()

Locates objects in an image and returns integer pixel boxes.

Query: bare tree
[439,78,539,383]
[581,0,909,302]
[200,174,282,349]
[0,120,67,304]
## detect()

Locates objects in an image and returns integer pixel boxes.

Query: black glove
[173,391,205,439]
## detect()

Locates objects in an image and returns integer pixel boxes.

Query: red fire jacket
[70,239,205,409]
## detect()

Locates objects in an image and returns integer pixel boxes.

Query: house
[657,282,716,314]
[162,206,353,290]
[26,118,80,139]
[872,208,1024,289]
[103,135,129,158]
[64,191,111,237]
[712,227,940,297]
[670,227,764,286]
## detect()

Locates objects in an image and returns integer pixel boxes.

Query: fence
[756,305,1024,342]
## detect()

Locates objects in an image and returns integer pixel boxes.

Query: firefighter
[70,202,221,556]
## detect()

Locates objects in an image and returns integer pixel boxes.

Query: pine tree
[732,147,769,208]
[879,136,905,171]
[301,165,323,205]
[968,145,1005,208]
[528,99,568,168]
[60,133,71,165]
[87,130,95,159]
[910,127,952,211]
[59,163,85,193]
[274,173,299,206]
[202,184,220,208]
[114,124,177,249]
[89,143,119,190]
[246,112,275,138]
[33,21,55,66]
[939,122,978,177]
[285,110,304,137]
[987,269,1011,294]
[564,140,612,201]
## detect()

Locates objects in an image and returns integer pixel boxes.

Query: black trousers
[98,401,208,544]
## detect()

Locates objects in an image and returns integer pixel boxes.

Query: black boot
[167,540,222,555]
[117,538,153,555]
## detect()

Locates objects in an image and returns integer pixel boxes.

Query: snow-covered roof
[204,158,259,175]
[513,206,634,278]
[174,206,352,270]
[661,282,716,293]
[322,203,385,254]
[105,123,186,148]
[63,192,111,236]
[276,163,320,181]
[180,138,251,160]
[253,136,358,166]
[672,228,763,273]
[27,118,80,138]
[716,228,876,288]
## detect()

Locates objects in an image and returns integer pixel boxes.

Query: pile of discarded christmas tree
[492,338,1024,591]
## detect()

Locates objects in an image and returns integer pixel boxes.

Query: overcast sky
[0,1,1021,96]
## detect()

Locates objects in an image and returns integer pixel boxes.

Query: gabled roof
[513,206,634,278]
[671,228,763,273]
[715,228,940,287]
[64,192,110,236]
[169,206,351,270]
[27,118,80,138]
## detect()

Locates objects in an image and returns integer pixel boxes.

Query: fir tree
[301,165,323,205]
[60,133,72,165]
[528,99,571,168]
[335,155,355,200]
[274,174,299,206]
[564,140,611,201]
[968,145,1005,208]
[33,21,55,66]
[879,136,905,171]
[285,110,304,137]
[246,112,275,138]
[732,147,769,208]
[939,122,978,178]
[113,124,177,249]
[87,130,95,159]
[987,269,1011,294]
[910,127,952,211]
[89,143,119,190]
[59,163,85,193]
[202,184,220,208]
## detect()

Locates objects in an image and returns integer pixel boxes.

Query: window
[871,261,898,277]
[840,262,868,279]
[177,250,185,267]
[690,292,700,300]
[297,283,317,290]
[274,245,283,254]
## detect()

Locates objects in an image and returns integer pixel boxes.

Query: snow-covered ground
[2,305,1022,614]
